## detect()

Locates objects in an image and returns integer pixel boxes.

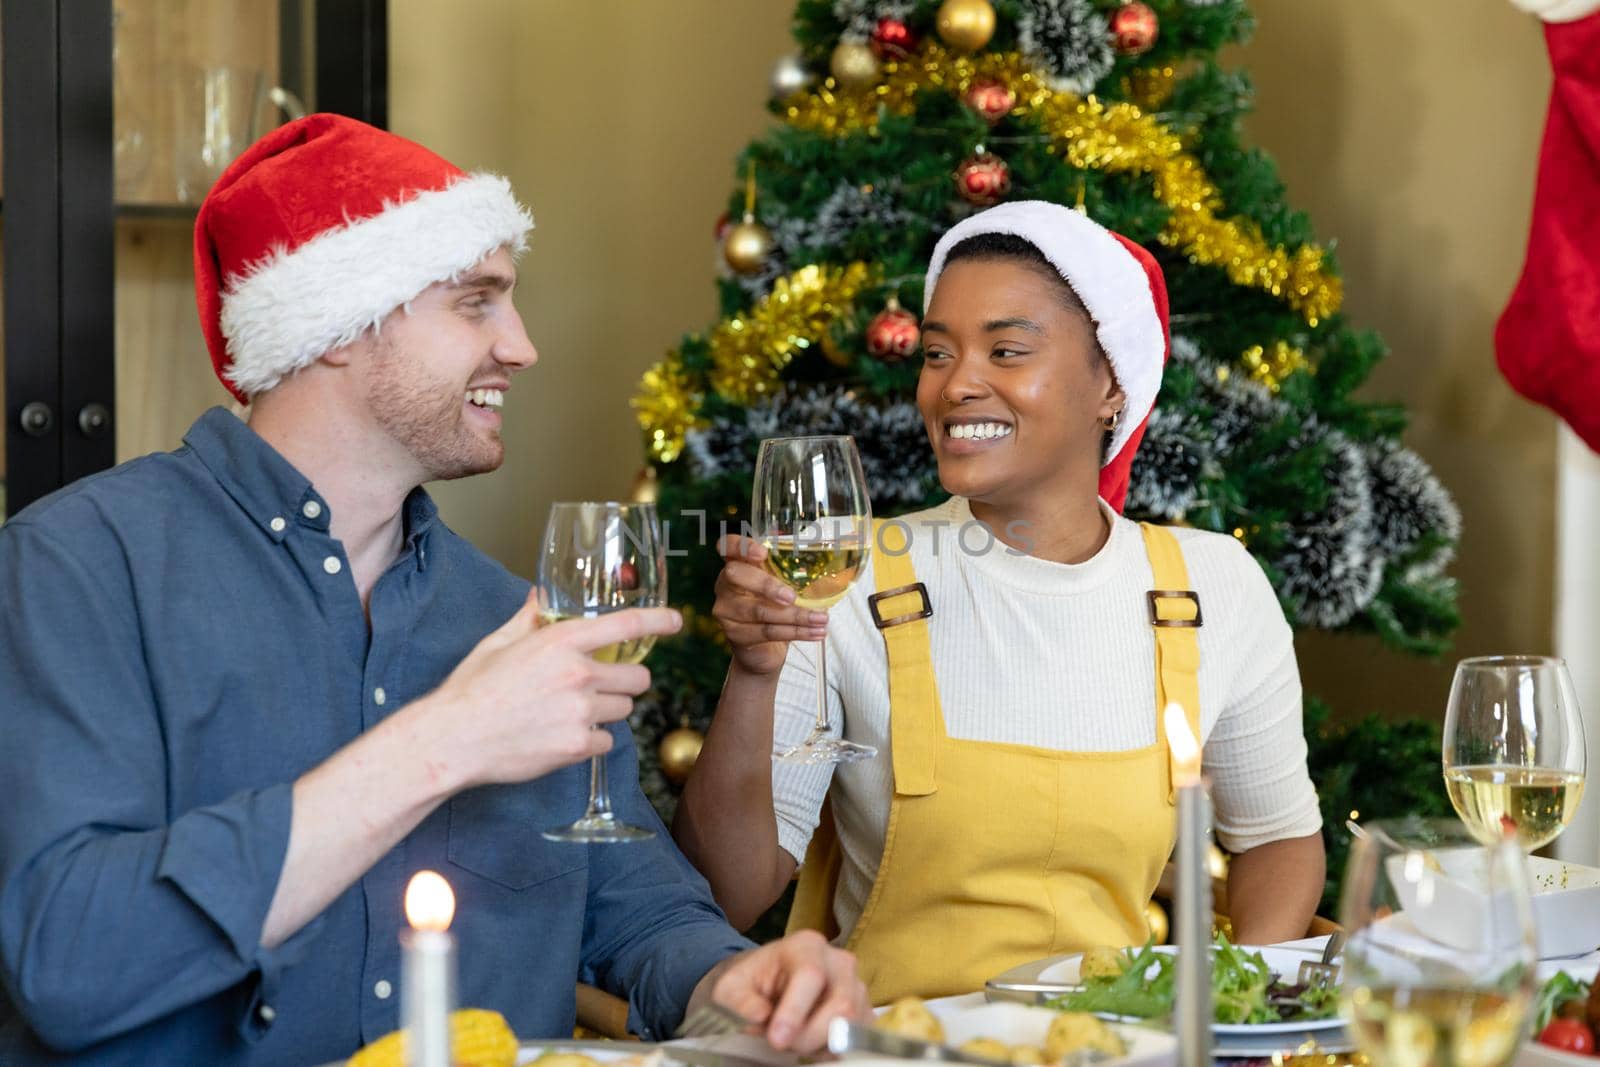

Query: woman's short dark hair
[941,232,1098,331]
[937,231,1116,462]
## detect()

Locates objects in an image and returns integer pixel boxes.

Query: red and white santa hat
[923,200,1170,511]
[194,113,535,403]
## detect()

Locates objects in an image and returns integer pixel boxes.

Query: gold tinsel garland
[1239,340,1311,392]
[634,353,701,464]
[708,262,875,404]
[633,262,874,462]
[781,43,1342,325]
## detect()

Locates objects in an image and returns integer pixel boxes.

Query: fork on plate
[1296,930,1347,990]
[674,1001,754,1041]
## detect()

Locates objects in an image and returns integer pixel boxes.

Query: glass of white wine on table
[1340,817,1537,1067]
[1442,655,1586,852]
[538,501,665,844]
[751,435,874,765]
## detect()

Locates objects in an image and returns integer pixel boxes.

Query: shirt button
[303,500,323,519]
[373,980,393,1000]
[269,516,286,533]
[258,1003,276,1025]
[374,687,387,706]
[323,556,342,575]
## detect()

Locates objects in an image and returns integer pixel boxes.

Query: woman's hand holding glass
[747,435,875,765]
[712,535,830,678]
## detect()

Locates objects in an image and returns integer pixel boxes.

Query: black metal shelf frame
[1,0,387,515]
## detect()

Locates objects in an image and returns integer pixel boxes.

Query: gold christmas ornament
[723,214,775,274]
[1207,843,1230,881]
[769,53,815,101]
[1144,899,1170,944]
[628,465,659,504]
[936,0,997,52]
[830,39,882,90]
[779,42,1342,325]
[659,721,705,785]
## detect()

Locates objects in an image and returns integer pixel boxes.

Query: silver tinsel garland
[678,335,1458,635]
[831,0,915,38]
[733,182,923,305]
[685,384,939,507]
[1130,335,1458,630]
[1015,0,1116,95]
[1272,427,1385,629]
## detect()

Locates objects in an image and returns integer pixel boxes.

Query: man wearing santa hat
[0,115,867,1064]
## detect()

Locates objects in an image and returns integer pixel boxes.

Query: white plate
[517,1044,655,1066]
[1036,945,1345,1036]
[882,996,1174,1067]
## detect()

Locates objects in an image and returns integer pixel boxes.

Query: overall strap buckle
[1147,589,1203,628]
[868,582,933,630]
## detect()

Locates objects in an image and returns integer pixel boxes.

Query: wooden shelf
[0,197,198,220]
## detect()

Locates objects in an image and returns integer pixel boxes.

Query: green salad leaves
[1048,938,1340,1025]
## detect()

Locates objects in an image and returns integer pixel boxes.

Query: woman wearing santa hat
[673,200,1326,1005]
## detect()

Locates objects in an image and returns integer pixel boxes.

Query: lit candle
[1164,701,1213,1067]
[402,870,456,1067]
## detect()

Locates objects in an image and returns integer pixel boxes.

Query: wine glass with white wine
[538,501,665,843]
[751,435,874,765]
[1443,655,1586,852]
[1340,816,1538,1067]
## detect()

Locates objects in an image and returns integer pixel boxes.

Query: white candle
[402,870,457,1067]
[1164,701,1213,1067]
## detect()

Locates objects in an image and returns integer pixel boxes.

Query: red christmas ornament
[1110,2,1159,56]
[869,17,919,60]
[955,151,1011,206]
[963,78,1016,125]
[617,561,640,590]
[713,211,731,242]
[866,298,920,362]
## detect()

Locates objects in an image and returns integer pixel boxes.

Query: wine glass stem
[586,754,612,818]
[813,637,830,737]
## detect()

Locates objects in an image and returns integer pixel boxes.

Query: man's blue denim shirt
[0,408,751,1065]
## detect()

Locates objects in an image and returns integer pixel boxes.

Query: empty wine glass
[1442,656,1586,852]
[538,501,664,843]
[750,435,874,765]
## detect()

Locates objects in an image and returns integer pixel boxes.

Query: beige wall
[390,2,1560,724]
[389,1,795,574]
[1238,1,1558,723]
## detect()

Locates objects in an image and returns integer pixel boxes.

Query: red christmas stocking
[1496,11,1600,453]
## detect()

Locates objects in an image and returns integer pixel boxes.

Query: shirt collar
[183,408,440,563]
[185,408,321,543]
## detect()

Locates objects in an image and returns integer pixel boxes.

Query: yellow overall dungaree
[788,521,1203,1004]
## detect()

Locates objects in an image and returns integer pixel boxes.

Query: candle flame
[1164,702,1201,786]
[405,870,455,932]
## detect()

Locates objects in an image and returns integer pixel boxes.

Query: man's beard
[366,335,503,481]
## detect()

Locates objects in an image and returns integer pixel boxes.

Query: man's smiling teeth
[466,388,504,409]
[948,422,1013,440]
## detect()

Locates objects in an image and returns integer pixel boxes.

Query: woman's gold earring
[1102,409,1122,431]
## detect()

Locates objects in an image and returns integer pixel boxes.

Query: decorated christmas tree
[631,0,1461,913]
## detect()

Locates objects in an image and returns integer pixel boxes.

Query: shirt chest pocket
[446,781,589,891]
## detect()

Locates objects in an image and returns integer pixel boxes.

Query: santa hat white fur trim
[218,172,534,397]
[1509,0,1600,22]
[923,200,1165,464]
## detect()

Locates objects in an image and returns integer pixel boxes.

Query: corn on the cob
[347,1007,518,1067]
